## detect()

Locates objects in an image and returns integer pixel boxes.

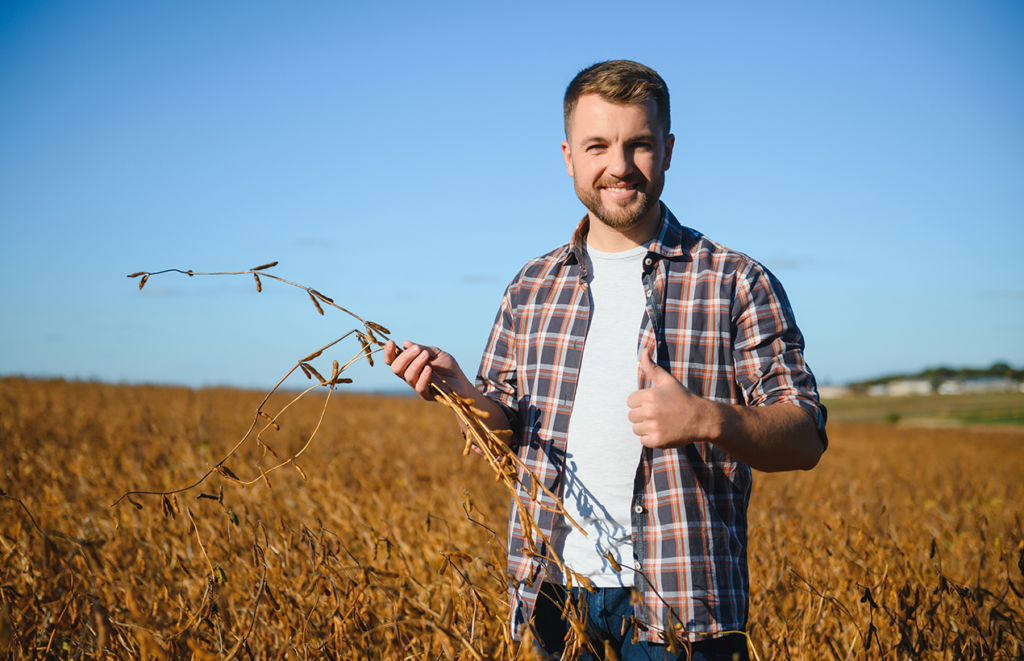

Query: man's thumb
[639,350,671,385]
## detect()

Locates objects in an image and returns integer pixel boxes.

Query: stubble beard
[574,178,662,231]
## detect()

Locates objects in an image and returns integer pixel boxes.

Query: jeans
[532,583,750,661]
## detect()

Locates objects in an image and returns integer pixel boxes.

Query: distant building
[867,379,933,396]
[887,379,933,396]
[818,385,852,399]
[867,384,888,397]
[938,378,1021,395]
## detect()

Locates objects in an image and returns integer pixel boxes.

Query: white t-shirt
[549,241,648,587]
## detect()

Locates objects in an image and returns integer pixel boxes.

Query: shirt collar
[564,203,693,266]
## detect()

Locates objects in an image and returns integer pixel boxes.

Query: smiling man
[385,60,827,660]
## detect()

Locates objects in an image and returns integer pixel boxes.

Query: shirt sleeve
[476,284,523,449]
[730,261,828,448]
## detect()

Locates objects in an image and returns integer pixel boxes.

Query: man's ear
[663,133,675,171]
[561,140,574,177]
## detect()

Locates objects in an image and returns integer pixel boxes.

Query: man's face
[562,94,674,233]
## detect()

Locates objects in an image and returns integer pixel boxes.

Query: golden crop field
[1,377,1022,660]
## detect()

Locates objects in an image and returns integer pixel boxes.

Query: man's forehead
[567,95,665,140]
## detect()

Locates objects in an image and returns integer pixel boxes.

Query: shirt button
[635,560,643,570]
[634,505,643,514]
[644,257,653,266]
[645,290,652,297]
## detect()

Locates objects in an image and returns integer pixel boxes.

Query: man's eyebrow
[626,131,658,143]
[578,132,658,145]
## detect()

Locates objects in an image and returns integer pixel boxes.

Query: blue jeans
[532,583,750,661]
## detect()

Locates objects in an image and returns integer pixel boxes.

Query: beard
[574,177,662,231]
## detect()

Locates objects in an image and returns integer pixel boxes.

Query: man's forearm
[444,373,513,444]
[628,352,824,471]
[712,402,823,472]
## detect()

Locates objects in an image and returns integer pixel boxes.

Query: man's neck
[585,205,662,253]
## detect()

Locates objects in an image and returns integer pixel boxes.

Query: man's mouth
[600,183,640,200]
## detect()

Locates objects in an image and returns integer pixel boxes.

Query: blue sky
[1,0,1022,392]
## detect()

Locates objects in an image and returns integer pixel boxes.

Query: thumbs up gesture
[627,351,719,449]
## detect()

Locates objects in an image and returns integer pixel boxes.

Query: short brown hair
[563,60,671,138]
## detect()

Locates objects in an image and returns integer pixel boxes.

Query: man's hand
[382,340,514,443]
[627,350,719,449]
[383,340,466,401]
[626,351,824,472]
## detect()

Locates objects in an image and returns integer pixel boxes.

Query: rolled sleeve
[731,263,828,448]
[476,287,523,449]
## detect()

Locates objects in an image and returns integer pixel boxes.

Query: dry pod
[308,291,324,315]
[310,288,333,303]
[366,321,391,335]
[304,363,326,384]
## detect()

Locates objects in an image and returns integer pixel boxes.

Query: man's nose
[606,145,634,178]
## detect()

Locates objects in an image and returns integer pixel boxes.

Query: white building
[938,378,1021,395]
[818,385,852,399]
[867,379,933,396]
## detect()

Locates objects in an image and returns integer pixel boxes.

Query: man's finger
[639,350,672,386]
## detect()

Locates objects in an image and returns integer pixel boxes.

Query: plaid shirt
[476,205,827,643]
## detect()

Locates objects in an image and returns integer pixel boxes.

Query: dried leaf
[264,585,281,611]
[259,411,280,431]
[308,291,324,315]
[304,363,326,384]
[216,465,245,488]
[301,349,323,362]
[310,288,334,304]
[215,566,228,583]
[358,334,374,367]
[252,261,278,271]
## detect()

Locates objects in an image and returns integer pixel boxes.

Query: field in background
[823,392,1024,427]
[1,377,1022,659]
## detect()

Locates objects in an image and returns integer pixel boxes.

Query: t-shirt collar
[565,203,692,267]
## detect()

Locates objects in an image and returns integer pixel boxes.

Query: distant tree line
[850,362,1023,393]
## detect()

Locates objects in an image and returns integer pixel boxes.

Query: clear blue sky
[2,0,1022,392]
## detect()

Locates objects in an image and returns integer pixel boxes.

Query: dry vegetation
[1,377,1023,660]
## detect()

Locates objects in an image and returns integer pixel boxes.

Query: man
[385,60,827,660]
